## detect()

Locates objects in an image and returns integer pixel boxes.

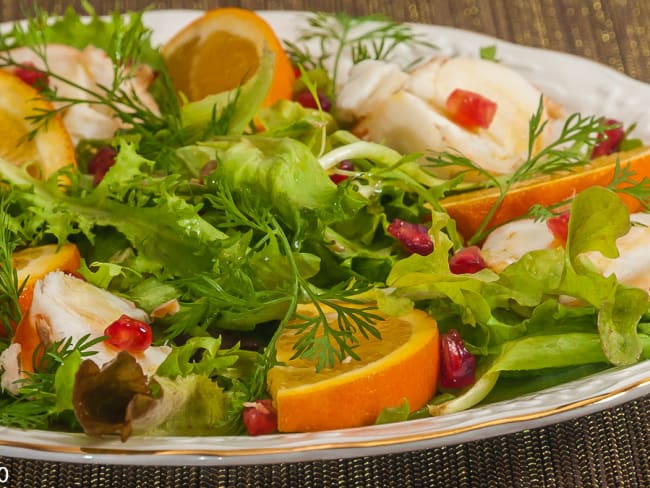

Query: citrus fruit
[267,303,439,432]
[11,243,81,370]
[0,70,76,179]
[441,146,650,240]
[161,8,295,106]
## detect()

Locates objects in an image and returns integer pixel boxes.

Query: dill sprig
[205,178,379,374]
[287,296,382,371]
[0,334,103,429]
[608,158,650,210]
[525,158,650,222]
[428,98,606,244]
[0,4,182,149]
[285,12,435,92]
[0,195,24,338]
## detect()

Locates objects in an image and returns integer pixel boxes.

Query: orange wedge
[161,8,295,106]
[0,70,76,179]
[267,303,439,432]
[441,146,650,240]
[11,243,81,369]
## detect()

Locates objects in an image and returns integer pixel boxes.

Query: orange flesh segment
[267,305,439,432]
[441,146,650,240]
[162,7,295,107]
[0,70,76,179]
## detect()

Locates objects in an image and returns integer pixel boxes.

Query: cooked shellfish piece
[0,272,170,393]
[337,56,561,179]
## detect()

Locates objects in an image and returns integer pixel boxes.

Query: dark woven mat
[0,394,647,487]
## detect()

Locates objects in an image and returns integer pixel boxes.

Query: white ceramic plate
[1,9,650,466]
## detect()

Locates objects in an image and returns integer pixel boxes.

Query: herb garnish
[284,12,435,97]
[0,195,23,339]
[428,98,607,244]
[0,335,103,429]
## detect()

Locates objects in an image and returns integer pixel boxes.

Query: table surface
[1,1,649,487]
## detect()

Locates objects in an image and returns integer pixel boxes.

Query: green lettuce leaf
[132,375,229,436]
[204,136,365,229]
[560,187,647,365]
[429,332,608,416]
[0,155,225,278]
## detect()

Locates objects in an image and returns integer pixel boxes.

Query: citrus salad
[0,6,649,441]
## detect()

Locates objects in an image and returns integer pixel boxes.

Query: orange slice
[267,303,439,432]
[11,243,81,370]
[441,146,650,240]
[0,70,76,179]
[161,8,295,106]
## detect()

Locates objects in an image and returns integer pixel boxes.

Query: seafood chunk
[3,272,170,391]
[481,213,650,293]
[337,56,561,178]
[8,44,159,144]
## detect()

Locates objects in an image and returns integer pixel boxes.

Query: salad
[0,5,649,442]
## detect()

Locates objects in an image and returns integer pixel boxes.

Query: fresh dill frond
[0,195,24,338]
[0,397,51,430]
[606,158,650,210]
[200,176,381,373]
[527,204,558,222]
[527,158,650,218]
[197,90,243,141]
[285,12,435,95]
[0,334,102,430]
[30,333,104,375]
[428,98,606,244]
[424,151,502,193]
[0,3,182,155]
[287,295,381,371]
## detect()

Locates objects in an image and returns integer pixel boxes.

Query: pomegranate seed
[242,399,277,435]
[88,146,118,186]
[294,89,332,112]
[439,329,476,389]
[446,88,497,129]
[449,246,487,274]
[329,160,355,184]
[13,62,49,91]
[104,314,153,353]
[546,211,570,243]
[387,218,433,256]
[591,118,625,158]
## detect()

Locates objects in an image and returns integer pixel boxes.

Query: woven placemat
[0,1,649,486]
[0,394,648,487]
[2,0,649,82]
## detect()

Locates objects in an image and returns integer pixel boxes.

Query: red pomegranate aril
[88,146,118,186]
[446,88,497,130]
[439,329,476,389]
[13,62,49,91]
[591,118,625,158]
[329,173,347,184]
[329,160,355,184]
[294,89,332,112]
[104,314,153,353]
[546,211,570,243]
[242,399,277,436]
[449,246,487,274]
[387,218,433,256]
